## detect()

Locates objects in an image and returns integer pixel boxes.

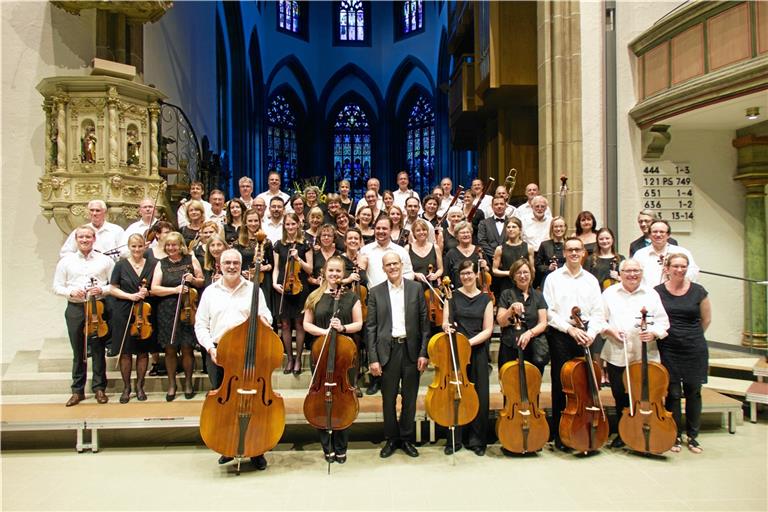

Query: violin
[130,278,152,340]
[476,247,494,305]
[618,307,677,454]
[283,243,303,295]
[303,287,359,469]
[199,232,285,474]
[424,285,479,453]
[423,266,445,327]
[602,257,619,290]
[84,277,109,340]
[351,259,367,321]
[179,265,198,326]
[395,227,410,247]
[559,306,609,453]
[497,311,549,454]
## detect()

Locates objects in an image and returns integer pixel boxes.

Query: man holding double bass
[366,251,429,458]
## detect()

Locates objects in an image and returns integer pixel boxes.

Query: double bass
[618,307,677,454]
[559,307,609,453]
[424,284,479,460]
[199,232,285,475]
[497,312,549,454]
[303,287,359,472]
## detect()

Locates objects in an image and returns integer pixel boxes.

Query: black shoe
[156,366,168,376]
[366,380,381,395]
[401,441,419,458]
[184,390,196,400]
[165,392,176,402]
[444,443,462,455]
[148,364,159,376]
[501,447,515,457]
[471,446,486,457]
[106,348,118,357]
[334,452,347,464]
[554,439,572,453]
[379,440,397,458]
[251,455,267,470]
[355,387,363,398]
[610,436,625,449]
[218,455,233,465]
[324,452,335,463]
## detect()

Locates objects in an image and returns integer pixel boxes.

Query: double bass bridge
[236,388,258,395]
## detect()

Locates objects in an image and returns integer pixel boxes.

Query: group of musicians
[52,170,712,469]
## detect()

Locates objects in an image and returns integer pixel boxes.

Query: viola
[497,312,549,454]
[618,307,677,454]
[199,232,285,474]
[602,257,619,290]
[303,287,359,469]
[424,284,479,451]
[476,247,495,305]
[84,277,109,339]
[179,266,198,326]
[424,266,445,327]
[351,260,367,321]
[284,243,303,296]
[130,278,153,340]
[559,306,609,453]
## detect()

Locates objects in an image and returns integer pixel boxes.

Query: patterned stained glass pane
[401,0,423,34]
[265,95,298,187]
[278,1,300,33]
[333,103,372,199]
[339,0,366,42]
[405,94,435,197]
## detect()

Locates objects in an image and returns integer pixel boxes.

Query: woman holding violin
[655,253,712,454]
[190,220,221,261]
[443,221,486,286]
[492,217,534,295]
[407,219,443,288]
[585,227,624,291]
[441,206,464,256]
[235,208,274,310]
[109,233,158,403]
[223,197,246,244]
[534,216,567,288]
[143,220,173,377]
[273,213,314,375]
[308,224,340,291]
[496,259,549,374]
[303,256,363,463]
[339,228,369,395]
[389,206,407,246]
[442,259,494,456]
[181,200,206,246]
[150,231,204,401]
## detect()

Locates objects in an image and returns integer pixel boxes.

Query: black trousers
[454,343,490,449]
[666,380,702,439]
[65,302,107,393]
[547,328,584,442]
[497,338,548,376]
[381,342,421,442]
[606,362,630,433]
[205,351,224,389]
[319,428,350,455]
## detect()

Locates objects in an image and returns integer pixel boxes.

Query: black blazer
[365,278,429,367]
[628,235,678,257]
[477,217,505,260]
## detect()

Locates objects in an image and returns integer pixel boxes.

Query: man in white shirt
[515,182,553,221]
[482,185,516,219]
[360,216,414,287]
[355,177,384,214]
[634,220,699,286]
[60,199,126,260]
[470,178,493,214]
[262,196,286,245]
[518,195,551,251]
[438,177,455,216]
[194,249,273,469]
[123,197,157,244]
[177,181,213,228]
[53,225,115,406]
[238,176,255,209]
[600,258,670,449]
[207,189,227,226]
[252,196,267,219]
[255,172,291,212]
[542,237,605,451]
[393,171,420,210]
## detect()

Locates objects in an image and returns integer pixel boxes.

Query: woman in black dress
[338,179,355,215]
[442,259,494,455]
[585,227,624,291]
[305,207,324,248]
[407,219,443,289]
[441,206,464,256]
[334,211,351,251]
[534,215,567,288]
[273,213,313,375]
[201,233,229,287]
[190,221,221,261]
[150,232,204,401]
[303,256,363,463]
[461,190,485,243]
[181,200,205,246]
[496,259,548,374]
[143,220,173,376]
[290,194,307,229]
[110,234,158,403]
[575,210,598,256]
[443,221,485,286]
[308,224,340,290]
[224,198,246,244]
[420,194,441,228]
[356,206,375,246]
[492,217,534,295]
[655,253,712,454]
[234,208,274,311]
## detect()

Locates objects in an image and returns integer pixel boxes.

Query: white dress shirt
[53,250,115,301]
[387,279,407,338]
[194,277,273,352]
[123,218,156,245]
[634,243,699,286]
[355,195,384,214]
[262,216,285,245]
[600,283,669,366]
[542,265,605,339]
[360,241,414,287]
[60,222,127,260]
[518,214,551,252]
[514,201,552,222]
[393,189,420,211]
[255,190,293,213]
[207,209,227,226]
[177,199,213,228]
[482,203,516,221]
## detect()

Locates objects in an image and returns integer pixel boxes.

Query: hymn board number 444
[641,161,694,233]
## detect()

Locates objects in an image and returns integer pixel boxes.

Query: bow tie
[495,218,505,223]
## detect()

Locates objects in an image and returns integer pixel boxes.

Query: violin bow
[169,267,190,347]
[278,244,294,316]
[422,278,445,306]
[114,303,134,370]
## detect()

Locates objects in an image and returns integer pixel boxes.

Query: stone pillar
[148,102,160,176]
[733,134,768,349]
[537,0,582,225]
[107,86,119,171]
[54,93,68,171]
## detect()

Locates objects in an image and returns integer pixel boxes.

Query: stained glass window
[405,95,435,196]
[333,103,371,199]
[401,1,423,34]
[278,1,300,33]
[338,0,367,43]
[265,95,298,187]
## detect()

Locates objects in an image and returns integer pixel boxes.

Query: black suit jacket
[628,235,678,257]
[477,217,505,260]
[365,278,429,367]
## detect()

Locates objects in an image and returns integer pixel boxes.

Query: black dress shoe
[365,380,381,395]
[610,436,625,449]
[165,392,176,402]
[554,439,572,453]
[184,390,196,400]
[379,440,397,458]
[335,452,347,464]
[148,364,159,376]
[471,446,486,457]
[324,452,336,463]
[251,455,267,470]
[401,441,419,458]
[444,443,462,455]
[218,455,233,464]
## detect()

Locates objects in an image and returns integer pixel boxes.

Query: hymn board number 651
[641,161,694,233]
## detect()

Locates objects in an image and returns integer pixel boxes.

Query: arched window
[397,1,424,37]
[335,1,370,46]
[277,0,308,40]
[265,95,298,188]
[404,94,435,196]
[333,103,372,199]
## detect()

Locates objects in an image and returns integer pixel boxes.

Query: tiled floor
[2,421,766,511]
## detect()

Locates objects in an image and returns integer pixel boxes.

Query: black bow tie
[495,218,505,222]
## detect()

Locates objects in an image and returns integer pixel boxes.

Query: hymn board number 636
[641,161,694,233]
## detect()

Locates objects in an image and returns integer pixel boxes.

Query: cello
[199,232,285,474]
[618,307,677,454]
[559,307,609,453]
[497,312,549,454]
[424,284,479,461]
[303,286,359,472]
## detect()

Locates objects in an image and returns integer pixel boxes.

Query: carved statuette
[81,126,97,163]
[127,128,142,166]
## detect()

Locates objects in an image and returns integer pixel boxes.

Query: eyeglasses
[620,269,642,274]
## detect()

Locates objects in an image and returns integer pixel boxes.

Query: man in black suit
[366,251,429,458]
[628,209,678,257]
[478,196,508,298]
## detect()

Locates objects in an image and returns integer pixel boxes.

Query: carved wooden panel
[671,24,704,85]
[643,42,669,98]
[707,3,751,71]
[758,1,768,55]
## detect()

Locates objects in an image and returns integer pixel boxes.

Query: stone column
[54,93,68,171]
[733,134,768,349]
[537,0,583,224]
[107,87,119,171]
[148,102,160,176]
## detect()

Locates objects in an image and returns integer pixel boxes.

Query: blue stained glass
[333,103,371,199]
[401,0,423,34]
[279,1,301,33]
[404,94,435,196]
[265,95,298,186]
[339,0,366,42]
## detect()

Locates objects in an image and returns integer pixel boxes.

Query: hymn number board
[641,161,694,233]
